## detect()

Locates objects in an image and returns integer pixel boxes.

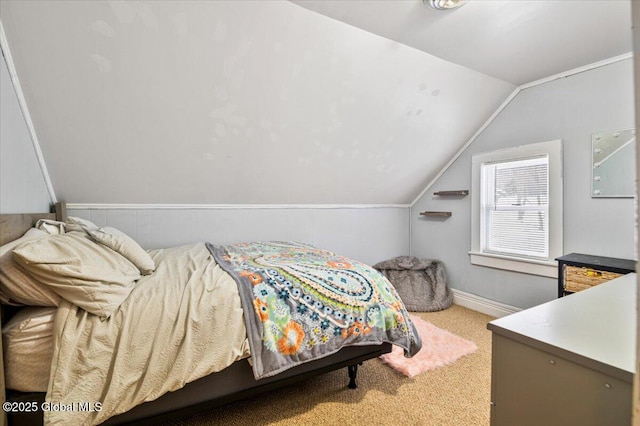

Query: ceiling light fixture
[428,0,468,10]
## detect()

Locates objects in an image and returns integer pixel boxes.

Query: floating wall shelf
[421,190,467,219]
[433,190,469,196]
[420,211,452,217]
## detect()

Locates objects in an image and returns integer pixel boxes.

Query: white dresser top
[488,273,636,382]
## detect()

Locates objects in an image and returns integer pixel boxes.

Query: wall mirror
[591,128,636,198]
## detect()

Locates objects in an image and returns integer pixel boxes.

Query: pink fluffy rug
[380,315,478,378]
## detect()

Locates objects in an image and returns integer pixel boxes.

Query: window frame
[470,140,563,278]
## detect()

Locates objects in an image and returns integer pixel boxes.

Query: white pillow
[13,231,141,318]
[0,229,61,307]
[88,227,155,275]
[34,219,66,235]
[65,216,99,233]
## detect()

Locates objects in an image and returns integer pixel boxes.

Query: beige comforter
[45,243,250,425]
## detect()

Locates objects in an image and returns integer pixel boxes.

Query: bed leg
[347,363,361,389]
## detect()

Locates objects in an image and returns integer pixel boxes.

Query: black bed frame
[7,344,390,425]
[0,204,392,425]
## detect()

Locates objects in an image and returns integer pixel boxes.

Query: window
[470,140,562,277]
[482,156,548,258]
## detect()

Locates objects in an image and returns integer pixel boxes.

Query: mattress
[3,307,56,392]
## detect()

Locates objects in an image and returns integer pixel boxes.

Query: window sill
[469,251,557,278]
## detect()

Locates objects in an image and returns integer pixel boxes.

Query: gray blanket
[373,256,452,312]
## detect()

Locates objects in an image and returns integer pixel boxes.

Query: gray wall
[411,58,636,309]
[68,206,409,266]
[0,49,51,214]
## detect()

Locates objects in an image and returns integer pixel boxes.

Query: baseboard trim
[451,289,520,318]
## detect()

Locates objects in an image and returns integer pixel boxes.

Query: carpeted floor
[162,304,494,426]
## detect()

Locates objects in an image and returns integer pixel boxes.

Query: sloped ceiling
[293,0,633,86]
[0,0,630,205]
[0,0,513,205]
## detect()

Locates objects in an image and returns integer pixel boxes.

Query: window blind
[483,156,549,259]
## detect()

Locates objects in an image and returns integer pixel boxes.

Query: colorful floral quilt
[208,241,422,379]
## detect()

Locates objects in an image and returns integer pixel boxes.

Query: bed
[0,204,421,425]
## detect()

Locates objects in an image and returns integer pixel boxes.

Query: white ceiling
[0,0,632,206]
[292,0,633,85]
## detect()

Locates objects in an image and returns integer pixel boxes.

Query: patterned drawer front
[564,265,623,293]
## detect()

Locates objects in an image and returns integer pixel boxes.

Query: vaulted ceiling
[0,0,632,205]
[293,0,632,86]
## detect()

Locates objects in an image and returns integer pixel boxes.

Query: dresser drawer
[563,265,623,293]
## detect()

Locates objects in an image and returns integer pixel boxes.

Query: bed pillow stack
[13,231,142,318]
[0,228,62,306]
[5,217,156,318]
